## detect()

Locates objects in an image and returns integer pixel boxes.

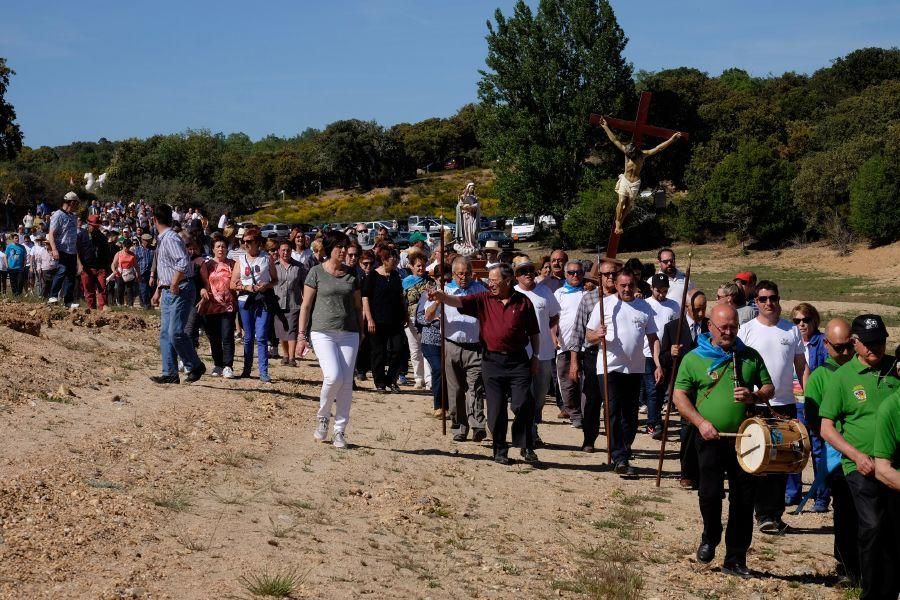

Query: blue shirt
[5,243,25,270]
[155,229,192,286]
[443,280,487,344]
[134,244,155,275]
[49,209,78,254]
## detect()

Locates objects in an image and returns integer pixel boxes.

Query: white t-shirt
[644,296,678,358]
[738,317,804,406]
[587,295,657,374]
[553,287,586,355]
[516,284,561,361]
[647,269,695,309]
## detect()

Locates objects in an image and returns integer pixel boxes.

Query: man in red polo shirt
[429,263,541,465]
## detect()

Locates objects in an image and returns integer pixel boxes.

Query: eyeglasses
[792,316,812,325]
[757,294,780,304]
[709,321,738,333]
[827,340,854,353]
[600,271,619,278]
[716,294,731,300]
[660,259,675,264]
[242,238,254,244]
[566,270,584,276]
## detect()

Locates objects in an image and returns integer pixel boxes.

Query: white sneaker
[332,431,347,449]
[178,360,185,373]
[222,367,234,379]
[69,303,79,309]
[210,366,223,377]
[314,417,329,442]
[47,297,58,304]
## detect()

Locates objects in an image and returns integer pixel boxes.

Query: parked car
[510,216,537,241]
[408,215,455,233]
[260,223,291,239]
[478,230,514,250]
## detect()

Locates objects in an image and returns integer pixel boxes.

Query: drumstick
[718,432,750,438]
[739,445,761,457]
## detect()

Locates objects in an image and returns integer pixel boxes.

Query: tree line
[0,1,898,248]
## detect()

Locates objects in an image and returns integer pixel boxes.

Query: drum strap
[698,364,731,409]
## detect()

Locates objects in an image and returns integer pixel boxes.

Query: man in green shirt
[802,318,859,586]
[820,315,900,600]
[874,387,900,491]
[673,304,774,578]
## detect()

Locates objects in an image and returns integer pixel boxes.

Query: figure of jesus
[598,117,682,234]
[455,182,480,254]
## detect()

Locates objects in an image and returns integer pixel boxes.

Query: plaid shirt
[564,287,601,352]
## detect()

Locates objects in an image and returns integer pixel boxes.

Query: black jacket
[659,317,708,370]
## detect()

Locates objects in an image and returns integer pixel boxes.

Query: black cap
[651,273,670,289]
[850,314,888,344]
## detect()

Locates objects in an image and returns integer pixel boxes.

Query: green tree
[703,141,796,246]
[849,154,900,245]
[0,58,23,161]
[477,0,634,230]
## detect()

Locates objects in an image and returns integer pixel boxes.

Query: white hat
[484,240,500,250]
[63,191,79,202]
[237,227,246,237]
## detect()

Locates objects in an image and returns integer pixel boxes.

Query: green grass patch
[239,565,305,597]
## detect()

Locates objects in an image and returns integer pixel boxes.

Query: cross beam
[589,92,689,147]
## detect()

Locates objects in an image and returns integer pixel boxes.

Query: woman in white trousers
[297,231,363,449]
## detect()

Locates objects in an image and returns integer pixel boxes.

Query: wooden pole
[655,250,693,487]
[598,291,613,465]
[439,212,447,436]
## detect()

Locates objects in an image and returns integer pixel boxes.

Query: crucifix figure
[590,92,688,238]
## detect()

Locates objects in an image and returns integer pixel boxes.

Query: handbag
[121,266,137,282]
[244,255,278,312]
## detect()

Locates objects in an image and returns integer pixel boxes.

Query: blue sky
[3,1,898,148]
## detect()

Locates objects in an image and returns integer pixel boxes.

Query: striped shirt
[134,245,155,275]
[155,229,192,286]
[564,287,601,352]
[49,209,78,254]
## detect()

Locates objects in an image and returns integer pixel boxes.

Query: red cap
[734,271,752,283]
[87,214,100,225]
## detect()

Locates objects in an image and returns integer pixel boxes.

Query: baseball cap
[63,191,79,202]
[734,271,753,284]
[86,214,100,225]
[651,273,670,289]
[409,231,427,243]
[141,233,153,241]
[850,314,888,344]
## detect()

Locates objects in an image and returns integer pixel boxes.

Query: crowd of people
[7,191,899,596]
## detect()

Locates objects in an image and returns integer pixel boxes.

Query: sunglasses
[827,340,854,353]
[600,271,619,278]
[660,259,675,264]
[361,261,372,266]
[757,294,779,304]
[242,238,255,244]
[566,270,585,276]
[792,316,813,325]
[517,269,535,276]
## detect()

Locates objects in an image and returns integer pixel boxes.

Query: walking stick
[439,212,447,436]
[598,291,613,465]
[655,250,693,487]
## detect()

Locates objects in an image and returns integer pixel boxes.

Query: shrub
[849,154,900,246]
[563,183,618,249]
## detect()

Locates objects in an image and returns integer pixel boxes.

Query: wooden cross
[589,92,689,257]
[589,92,689,148]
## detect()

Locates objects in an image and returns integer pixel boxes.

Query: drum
[735,417,811,475]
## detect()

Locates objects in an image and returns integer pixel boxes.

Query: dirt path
[0,308,843,599]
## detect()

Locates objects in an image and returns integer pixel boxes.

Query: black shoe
[452,433,468,442]
[650,426,664,441]
[722,562,752,578]
[472,429,487,443]
[520,448,539,463]
[150,374,180,384]
[493,452,511,465]
[696,542,715,564]
[184,363,206,383]
[614,462,628,475]
[389,383,401,394]
[240,369,252,379]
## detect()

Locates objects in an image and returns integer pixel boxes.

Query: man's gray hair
[451,255,472,272]
[490,263,514,280]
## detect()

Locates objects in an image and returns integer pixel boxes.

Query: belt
[484,349,528,358]
[446,339,481,351]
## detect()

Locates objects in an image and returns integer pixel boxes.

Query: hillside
[243,168,502,225]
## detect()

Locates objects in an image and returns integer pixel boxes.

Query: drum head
[737,421,767,472]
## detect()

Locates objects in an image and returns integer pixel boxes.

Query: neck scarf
[561,282,584,294]
[402,274,426,290]
[694,332,746,374]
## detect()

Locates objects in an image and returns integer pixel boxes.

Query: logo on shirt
[780,338,791,346]
[851,385,867,403]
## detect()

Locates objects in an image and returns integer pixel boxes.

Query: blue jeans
[422,343,442,410]
[139,271,152,308]
[238,298,271,379]
[786,402,830,505]
[49,251,77,304]
[159,281,202,376]
[642,357,664,428]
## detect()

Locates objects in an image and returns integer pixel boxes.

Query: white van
[511,216,537,241]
